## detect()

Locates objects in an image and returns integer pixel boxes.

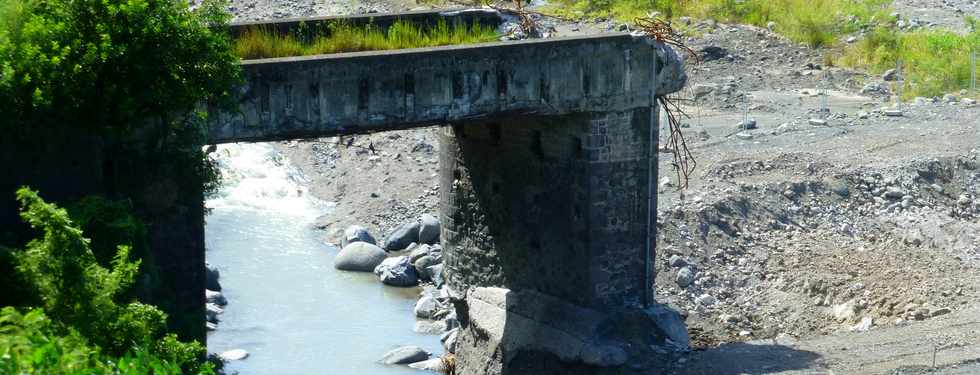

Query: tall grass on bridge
[234,19,499,59]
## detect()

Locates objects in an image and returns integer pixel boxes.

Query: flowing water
[205,143,441,374]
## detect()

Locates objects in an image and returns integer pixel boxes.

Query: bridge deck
[208,11,680,144]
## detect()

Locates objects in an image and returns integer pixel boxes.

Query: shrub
[6,187,214,374]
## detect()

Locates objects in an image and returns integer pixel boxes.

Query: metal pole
[896,59,904,111]
[971,50,977,96]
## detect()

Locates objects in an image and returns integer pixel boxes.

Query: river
[204,143,441,374]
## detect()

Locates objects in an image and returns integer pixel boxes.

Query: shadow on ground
[673,342,823,375]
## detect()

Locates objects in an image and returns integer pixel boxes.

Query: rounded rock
[342,225,376,248]
[381,346,429,365]
[374,256,419,287]
[384,222,422,251]
[219,349,249,361]
[334,242,388,272]
[418,214,440,245]
[675,267,694,288]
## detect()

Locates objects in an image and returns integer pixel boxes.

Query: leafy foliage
[0,0,240,135]
[840,25,980,98]
[6,187,214,374]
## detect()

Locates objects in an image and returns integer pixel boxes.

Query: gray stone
[458,287,672,370]
[882,68,898,81]
[428,264,445,288]
[963,98,977,105]
[408,358,445,371]
[695,294,717,306]
[958,194,972,206]
[414,255,438,281]
[408,244,431,263]
[374,256,419,287]
[883,187,906,199]
[668,255,687,268]
[850,316,873,332]
[692,83,718,99]
[206,303,223,323]
[884,109,903,117]
[342,225,376,248]
[418,214,440,245]
[943,94,957,103]
[808,118,827,126]
[931,307,951,317]
[384,221,421,251]
[737,119,757,130]
[206,262,221,291]
[675,267,694,288]
[381,346,429,365]
[219,349,249,361]
[414,296,441,319]
[441,328,459,353]
[206,289,227,306]
[206,321,217,331]
[334,242,387,272]
[735,132,754,140]
[414,319,447,334]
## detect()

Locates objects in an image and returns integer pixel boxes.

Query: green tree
[0,0,240,136]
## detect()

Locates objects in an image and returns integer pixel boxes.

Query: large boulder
[418,214,440,245]
[374,256,419,287]
[206,289,227,306]
[413,255,438,281]
[334,242,387,272]
[414,295,441,319]
[205,262,221,291]
[342,225,376,248]
[384,222,421,251]
[381,346,429,365]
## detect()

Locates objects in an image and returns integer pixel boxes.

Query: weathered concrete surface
[453,287,684,375]
[208,33,685,143]
[439,108,658,310]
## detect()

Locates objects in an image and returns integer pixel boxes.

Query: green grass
[839,22,980,98]
[545,0,892,48]
[234,19,500,59]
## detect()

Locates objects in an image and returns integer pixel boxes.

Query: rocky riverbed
[217,0,980,372]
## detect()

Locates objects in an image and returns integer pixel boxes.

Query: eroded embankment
[655,152,980,345]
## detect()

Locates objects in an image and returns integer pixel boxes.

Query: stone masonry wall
[440,107,656,310]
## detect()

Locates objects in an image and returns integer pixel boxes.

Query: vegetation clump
[234,19,500,59]
[0,188,216,374]
[546,0,892,48]
[840,17,980,98]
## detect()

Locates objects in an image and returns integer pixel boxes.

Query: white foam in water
[205,143,328,218]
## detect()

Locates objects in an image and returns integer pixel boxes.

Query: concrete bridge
[209,9,688,373]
